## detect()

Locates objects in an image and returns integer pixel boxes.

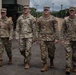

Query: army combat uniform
[37,7,58,72]
[0,39,5,66]
[0,8,13,65]
[15,7,36,69]
[61,7,76,73]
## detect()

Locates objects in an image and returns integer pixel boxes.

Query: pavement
[0,39,76,75]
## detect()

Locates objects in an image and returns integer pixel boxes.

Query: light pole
[34,4,39,18]
[52,3,54,12]
[61,4,63,18]
[65,10,67,17]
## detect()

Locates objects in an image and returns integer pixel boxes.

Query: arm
[52,17,59,41]
[31,17,38,41]
[15,18,21,40]
[8,18,13,41]
[60,19,67,41]
[37,18,41,39]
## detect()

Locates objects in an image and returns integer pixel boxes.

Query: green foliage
[30,7,69,18]
[30,7,43,17]
[51,9,69,18]
[30,8,36,17]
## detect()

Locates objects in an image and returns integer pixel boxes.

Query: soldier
[37,6,58,72]
[15,5,36,69]
[61,7,76,73]
[0,8,13,65]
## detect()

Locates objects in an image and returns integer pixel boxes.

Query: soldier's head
[69,7,76,16]
[43,6,50,16]
[1,8,7,17]
[23,5,30,14]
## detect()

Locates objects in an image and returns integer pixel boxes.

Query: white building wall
[17,0,29,6]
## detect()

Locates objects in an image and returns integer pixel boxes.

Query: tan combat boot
[65,68,71,73]
[8,58,12,64]
[50,59,54,68]
[24,63,30,69]
[41,63,48,72]
[73,67,76,72]
[0,60,3,67]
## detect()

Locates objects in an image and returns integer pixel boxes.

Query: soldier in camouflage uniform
[37,6,58,72]
[0,8,13,66]
[15,5,36,69]
[61,7,76,73]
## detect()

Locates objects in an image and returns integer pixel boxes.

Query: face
[1,12,7,17]
[43,9,50,15]
[23,8,30,14]
[69,10,75,16]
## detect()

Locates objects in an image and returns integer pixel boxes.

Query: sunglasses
[44,9,49,11]
[69,10,75,11]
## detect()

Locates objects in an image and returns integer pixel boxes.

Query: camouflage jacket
[61,16,76,41]
[15,14,36,39]
[37,15,58,41]
[0,17,13,39]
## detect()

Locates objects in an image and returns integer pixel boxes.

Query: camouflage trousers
[1,38,12,59]
[0,40,5,61]
[71,41,76,68]
[19,38,32,63]
[64,41,76,68]
[39,41,55,64]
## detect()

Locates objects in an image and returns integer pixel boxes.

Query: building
[0,0,30,29]
[0,0,29,17]
[2,0,30,16]
[17,0,30,5]
[0,0,2,17]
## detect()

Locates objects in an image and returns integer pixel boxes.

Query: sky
[30,0,76,11]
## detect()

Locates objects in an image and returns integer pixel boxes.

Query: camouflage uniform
[15,14,36,63]
[0,8,13,62]
[61,7,76,69]
[0,39,4,62]
[37,14,58,64]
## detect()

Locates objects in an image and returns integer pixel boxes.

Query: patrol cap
[44,6,50,10]
[69,7,76,11]
[1,8,7,12]
[23,5,30,9]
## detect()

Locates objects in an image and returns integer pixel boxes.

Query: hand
[33,38,40,44]
[36,39,40,44]
[54,39,58,44]
[32,39,37,43]
[16,39,19,42]
[9,38,12,42]
[61,40,64,45]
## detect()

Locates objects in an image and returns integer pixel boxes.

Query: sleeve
[52,17,59,40]
[8,18,13,40]
[60,19,66,41]
[36,18,41,38]
[31,17,38,40]
[15,18,21,40]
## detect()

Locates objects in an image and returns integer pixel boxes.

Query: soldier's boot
[65,68,71,73]
[41,63,48,72]
[50,59,54,68]
[0,60,3,67]
[8,57,12,64]
[24,63,30,69]
[73,67,76,72]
